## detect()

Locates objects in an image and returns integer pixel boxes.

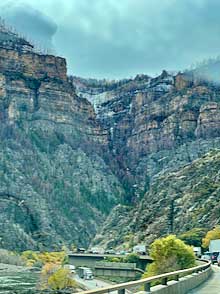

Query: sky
[0,0,220,79]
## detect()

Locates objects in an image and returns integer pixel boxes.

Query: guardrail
[77,260,211,294]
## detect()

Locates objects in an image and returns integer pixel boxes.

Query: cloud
[0,1,57,51]
[1,0,220,78]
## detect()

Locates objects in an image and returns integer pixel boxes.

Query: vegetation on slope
[95,149,220,249]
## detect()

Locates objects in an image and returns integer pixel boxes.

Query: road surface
[75,275,132,293]
[188,265,220,293]
[75,274,114,290]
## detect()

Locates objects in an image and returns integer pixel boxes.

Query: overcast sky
[1,0,220,79]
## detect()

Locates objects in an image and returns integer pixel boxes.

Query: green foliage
[202,226,220,249]
[178,228,206,246]
[123,253,139,264]
[105,253,139,264]
[143,235,196,277]
[0,249,24,266]
[105,257,122,263]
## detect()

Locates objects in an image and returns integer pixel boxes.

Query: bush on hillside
[0,249,24,266]
[22,250,68,267]
[202,226,220,249]
[178,228,206,246]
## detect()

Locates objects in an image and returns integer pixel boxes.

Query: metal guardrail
[77,260,211,294]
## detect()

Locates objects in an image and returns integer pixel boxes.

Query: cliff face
[72,72,220,248]
[2,26,220,251]
[73,73,220,198]
[0,30,124,251]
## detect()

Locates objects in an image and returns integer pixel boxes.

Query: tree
[40,263,77,291]
[123,253,139,264]
[178,228,206,246]
[143,235,196,277]
[202,226,220,249]
[48,268,76,290]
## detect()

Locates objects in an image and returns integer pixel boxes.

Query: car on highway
[210,252,219,264]
[64,264,76,274]
[77,247,86,253]
[201,252,212,261]
[105,249,116,254]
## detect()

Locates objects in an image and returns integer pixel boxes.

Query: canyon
[1,25,220,250]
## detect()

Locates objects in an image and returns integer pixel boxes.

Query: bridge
[75,260,212,294]
[189,265,220,293]
[68,253,152,271]
[94,261,144,278]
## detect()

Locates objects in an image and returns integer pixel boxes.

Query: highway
[188,265,220,293]
[75,274,113,290]
[75,275,132,294]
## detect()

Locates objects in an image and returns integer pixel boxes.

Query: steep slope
[73,72,220,202]
[0,28,124,251]
[94,150,220,248]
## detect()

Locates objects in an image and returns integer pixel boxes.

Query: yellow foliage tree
[48,268,76,290]
[143,235,196,277]
[202,226,220,249]
[40,263,76,290]
[22,250,67,267]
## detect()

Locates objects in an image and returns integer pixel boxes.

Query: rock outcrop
[2,24,220,251]
[0,27,124,251]
[72,71,220,248]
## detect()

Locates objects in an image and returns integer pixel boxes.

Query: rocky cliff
[72,70,220,248]
[73,72,220,199]
[0,28,124,251]
[2,24,220,252]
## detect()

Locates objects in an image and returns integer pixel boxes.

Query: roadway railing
[77,260,211,294]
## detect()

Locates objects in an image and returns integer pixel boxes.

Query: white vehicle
[64,264,76,274]
[193,247,202,257]
[133,244,146,255]
[90,247,104,254]
[78,267,94,280]
[209,239,220,253]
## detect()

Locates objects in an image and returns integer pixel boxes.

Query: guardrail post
[144,282,151,292]
[161,277,168,285]
[118,289,125,294]
[174,274,179,281]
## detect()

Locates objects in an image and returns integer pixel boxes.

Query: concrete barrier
[78,261,212,294]
[147,267,212,293]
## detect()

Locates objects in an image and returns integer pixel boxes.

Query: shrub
[48,268,77,290]
[0,249,24,266]
[123,253,139,264]
[22,250,67,267]
[202,226,220,249]
[143,235,196,277]
[40,263,76,291]
[178,228,206,246]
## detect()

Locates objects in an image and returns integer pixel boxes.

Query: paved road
[75,275,132,293]
[75,274,114,290]
[189,266,220,293]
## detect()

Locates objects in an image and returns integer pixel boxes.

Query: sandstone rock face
[72,72,220,248]
[0,31,124,251]
[2,27,220,251]
[74,72,220,195]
